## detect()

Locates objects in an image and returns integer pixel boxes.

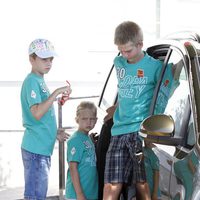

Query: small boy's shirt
[65,131,98,200]
[143,147,161,197]
[112,52,163,136]
[21,73,57,156]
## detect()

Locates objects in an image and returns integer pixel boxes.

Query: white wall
[0,0,156,82]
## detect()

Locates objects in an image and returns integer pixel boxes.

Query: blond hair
[114,21,143,45]
[76,101,97,117]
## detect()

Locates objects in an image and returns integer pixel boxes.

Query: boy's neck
[31,70,44,77]
[128,51,144,64]
[78,129,89,135]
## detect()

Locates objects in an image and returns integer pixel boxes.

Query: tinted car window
[155,47,196,147]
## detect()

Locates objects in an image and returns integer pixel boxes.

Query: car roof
[163,31,200,43]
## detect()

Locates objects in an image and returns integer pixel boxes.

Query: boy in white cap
[20,39,72,200]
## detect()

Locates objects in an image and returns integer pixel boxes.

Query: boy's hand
[90,132,98,144]
[104,105,116,122]
[58,81,72,105]
[77,193,87,200]
[56,85,71,95]
[57,128,70,142]
[151,193,159,200]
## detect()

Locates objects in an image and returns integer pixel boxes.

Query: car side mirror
[139,114,175,138]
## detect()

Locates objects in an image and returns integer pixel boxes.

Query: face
[117,41,143,63]
[30,56,54,77]
[76,108,97,134]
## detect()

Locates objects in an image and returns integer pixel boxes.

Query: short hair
[114,21,143,45]
[76,101,97,117]
[29,53,37,59]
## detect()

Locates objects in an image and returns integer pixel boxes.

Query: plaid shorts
[104,133,146,184]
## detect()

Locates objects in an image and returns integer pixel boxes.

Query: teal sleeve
[67,138,83,163]
[25,78,42,107]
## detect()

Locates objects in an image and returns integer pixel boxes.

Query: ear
[75,117,79,124]
[139,41,143,48]
[29,56,34,64]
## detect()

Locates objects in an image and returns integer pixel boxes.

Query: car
[96,31,200,200]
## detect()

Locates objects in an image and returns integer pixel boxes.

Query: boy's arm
[103,103,118,122]
[57,128,70,142]
[31,86,71,120]
[152,170,160,200]
[90,132,98,145]
[69,162,86,200]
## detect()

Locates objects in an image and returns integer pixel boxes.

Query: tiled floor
[0,185,64,200]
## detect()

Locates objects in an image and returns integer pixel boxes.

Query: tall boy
[103,21,164,200]
[20,38,71,200]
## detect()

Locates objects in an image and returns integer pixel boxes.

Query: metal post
[58,99,65,200]
[156,0,161,39]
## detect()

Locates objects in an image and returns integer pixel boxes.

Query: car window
[155,47,196,147]
[164,65,188,136]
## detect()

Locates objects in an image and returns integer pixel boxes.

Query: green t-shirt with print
[21,73,57,156]
[65,131,98,200]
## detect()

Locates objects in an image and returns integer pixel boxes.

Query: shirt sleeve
[25,78,42,108]
[67,138,84,163]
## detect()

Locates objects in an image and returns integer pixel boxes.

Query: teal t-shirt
[65,131,98,200]
[20,73,57,156]
[111,52,163,136]
[143,147,161,197]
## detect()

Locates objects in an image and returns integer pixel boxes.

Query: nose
[46,59,52,66]
[121,51,129,58]
[87,118,94,125]
[87,119,92,124]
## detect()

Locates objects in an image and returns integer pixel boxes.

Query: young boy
[143,141,161,200]
[65,101,98,200]
[20,38,71,200]
[103,21,164,200]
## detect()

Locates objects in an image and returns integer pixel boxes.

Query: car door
[145,43,199,200]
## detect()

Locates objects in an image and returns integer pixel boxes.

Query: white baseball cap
[28,39,57,58]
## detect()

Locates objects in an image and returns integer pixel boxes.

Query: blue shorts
[21,148,51,200]
[104,133,146,184]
